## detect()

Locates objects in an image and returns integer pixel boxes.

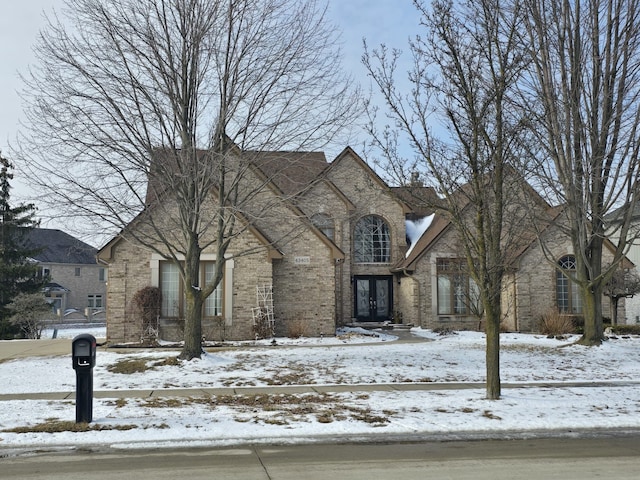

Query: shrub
[432,326,457,336]
[610,324,640,335]
[130,286,161,344]
[252,309,274,340]
[285,317,309,338]
[539,310,576,336]
[8,293,51,339]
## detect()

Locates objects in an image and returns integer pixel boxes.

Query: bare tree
[363,0,530,400]
[15,0,359,359]
[523,0,640,345]
[603,268,640,326]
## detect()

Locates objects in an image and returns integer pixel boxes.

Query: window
[204,263,223,316]
[75,267,81,277]
[160,261,223,318]
[48,298,62,315]
[354,216,390,263]
[436,258,480,315]
[311,213,335,241]
[87,294,103,309]
[161,262,181,317]
[556,255,583,314]
[99,268,107,282]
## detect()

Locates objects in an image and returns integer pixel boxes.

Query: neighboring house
[25,228,107,322]
[97,147,623,343]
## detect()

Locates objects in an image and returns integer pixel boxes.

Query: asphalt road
[3,435,640,479]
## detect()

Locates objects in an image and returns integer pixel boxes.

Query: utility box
[72,333,96,423]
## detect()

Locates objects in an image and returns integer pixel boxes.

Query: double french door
[354,276,393,321]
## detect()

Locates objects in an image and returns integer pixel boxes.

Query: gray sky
[0,0,419,202]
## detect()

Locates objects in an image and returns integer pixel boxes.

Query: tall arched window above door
[556,255,583,314]
[354,215,390,263]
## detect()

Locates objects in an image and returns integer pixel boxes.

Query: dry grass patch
[3,420,137,434]
[142,397,188,408]
[136,392,394,426]
[107,356,181,374]
[343,406,390,425]
[104,398,128,408]
[482,410,502,420]
[107,358,150,374]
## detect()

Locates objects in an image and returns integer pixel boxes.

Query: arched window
[556,255,583,314]
[354,215,390,263]
[311,213,334,241]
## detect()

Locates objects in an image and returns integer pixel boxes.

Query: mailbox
[72,334,96,370]
[72,333,96,423]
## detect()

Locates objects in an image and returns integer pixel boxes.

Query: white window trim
[150,253,234,326]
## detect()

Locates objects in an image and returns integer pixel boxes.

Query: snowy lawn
[1,328,640,450]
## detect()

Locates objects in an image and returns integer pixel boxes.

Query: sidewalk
[3,335,640,403]
[0,338,78,362]
[3,377,640,402]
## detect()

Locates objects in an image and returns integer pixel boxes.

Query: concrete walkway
[3,379,640,403]
[0,338,80,362]
[0,328,421,363]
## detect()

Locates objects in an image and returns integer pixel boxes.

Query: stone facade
[393,182,624,333]
[99,146,623,343]
[320,149,408,323]
[101,220,276,343]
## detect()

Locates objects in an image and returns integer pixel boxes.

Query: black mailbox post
[72,333,96,423]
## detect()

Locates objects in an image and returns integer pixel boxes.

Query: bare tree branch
[523,0,640,345]
[14,0,361,359]
[363,0,531,400]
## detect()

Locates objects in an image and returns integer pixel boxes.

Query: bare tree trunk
[611,297,619,327]
[181,233,205,359]
[484,301,501,400]
[579,285,604,346]
[183,291,204,360]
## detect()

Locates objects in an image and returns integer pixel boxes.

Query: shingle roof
[248,150,329,196]
[391,185,441,218]
[144,148,329,205]
[24,228,97,265]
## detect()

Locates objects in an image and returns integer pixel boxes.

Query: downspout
[123,261,128,343]
[513,272,518,331]
[335,258,343,327]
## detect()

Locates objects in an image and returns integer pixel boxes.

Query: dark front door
[354,276,393,321]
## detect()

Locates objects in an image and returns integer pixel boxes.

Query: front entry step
[345,322,414,331]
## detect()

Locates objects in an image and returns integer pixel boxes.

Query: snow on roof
[405,214,435,258]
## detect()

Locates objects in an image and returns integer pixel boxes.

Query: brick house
[392,177,628,331]
[97,147,622,343]
[25,228,107,321]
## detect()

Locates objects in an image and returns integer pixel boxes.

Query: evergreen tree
[0,153,45,339]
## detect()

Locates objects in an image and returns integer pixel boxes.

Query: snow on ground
[1,328,640,450]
